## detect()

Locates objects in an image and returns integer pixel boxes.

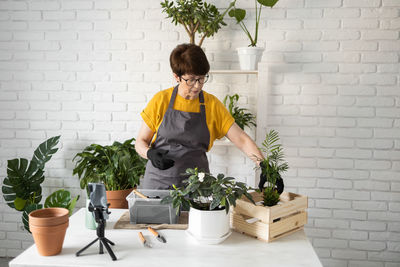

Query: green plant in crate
[72,138,147,195]
[223,94,256,130]
[161,0,236,47]
[161,168,254,214]
[229,0,279,47]
[1,136,80,232]
[258,129,288,206]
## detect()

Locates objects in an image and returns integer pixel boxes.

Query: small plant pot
[106,188,133,209]
[29,208,69,256]
[237,47,265,70]
[186,207,231,245]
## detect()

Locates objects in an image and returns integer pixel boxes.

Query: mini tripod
[76,203,117,261]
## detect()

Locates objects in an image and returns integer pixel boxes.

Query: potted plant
[161,0,236,47]
[228,0,280,70]
[258,129,287,206]
[162,168,254,244]
[231,130,307,242]
[72,138,147,209]
[224,94,256,131]
[1,136,79,255]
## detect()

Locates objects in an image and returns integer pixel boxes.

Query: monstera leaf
[44,189,80,216]
[22,203,42,233]
[2,159,44,210]
[1,136,60,211]
[31,135,60,170]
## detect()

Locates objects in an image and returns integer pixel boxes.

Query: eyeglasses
[180,74,209,86]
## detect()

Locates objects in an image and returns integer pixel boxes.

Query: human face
[174,73,209,100]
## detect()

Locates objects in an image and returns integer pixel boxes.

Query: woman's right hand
[147,148,175,170]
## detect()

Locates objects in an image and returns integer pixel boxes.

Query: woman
[135,43,278,191]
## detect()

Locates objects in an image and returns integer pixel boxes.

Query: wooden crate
[231,191,308,242]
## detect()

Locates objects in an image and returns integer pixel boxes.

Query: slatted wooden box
[231,191,308,242]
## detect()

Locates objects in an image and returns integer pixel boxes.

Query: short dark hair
[170,43,210,77]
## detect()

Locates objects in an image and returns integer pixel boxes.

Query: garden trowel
[148,227,167,243]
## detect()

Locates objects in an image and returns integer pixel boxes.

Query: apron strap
[168,85,206,121]
[199,91,206,122]
[168,85,179,109]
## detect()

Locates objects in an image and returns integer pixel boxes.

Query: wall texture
[0,0,399,266]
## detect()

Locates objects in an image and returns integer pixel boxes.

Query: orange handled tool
[138,232,152,248]
[133,190,149,201]
[148,227,167,243]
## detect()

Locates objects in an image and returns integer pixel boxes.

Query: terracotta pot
[29,207,69,227]
[106,188,133,209]
[29,208,69,256]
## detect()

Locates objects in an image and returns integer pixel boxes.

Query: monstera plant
[1,136,79,232]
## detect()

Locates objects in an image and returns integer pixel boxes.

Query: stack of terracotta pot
[29,208,69,256]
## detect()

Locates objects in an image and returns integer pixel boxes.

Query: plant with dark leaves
[229,0,279,47]
[258,129,288,206]
[161,0,236,47]
[73,138,147,194]
[161,168,254,214]
[2,136,79,232]
[224,94,256,130]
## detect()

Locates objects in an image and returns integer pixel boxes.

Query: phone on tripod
[76,183,117,261]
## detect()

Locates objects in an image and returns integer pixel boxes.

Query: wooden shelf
[210,70,258,75]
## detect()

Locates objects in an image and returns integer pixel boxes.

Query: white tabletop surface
[10,208,322,267]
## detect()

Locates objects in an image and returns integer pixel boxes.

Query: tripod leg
[99,239,103,254]
[104,237,115,246]
[76,238,99,257]
[101,239,117,261]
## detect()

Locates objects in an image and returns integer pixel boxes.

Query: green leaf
[257,0,279,7]
[228,8,245,23]
[3,159,44,209]
[22,203,42,233]
[68,195,80,216]
[44,189,71,209]
[31,136,60,171]
[161,195,173,204]
[14,197,27,211]
[210,195,222,210]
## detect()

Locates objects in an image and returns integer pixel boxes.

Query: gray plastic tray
[126,189,178,224]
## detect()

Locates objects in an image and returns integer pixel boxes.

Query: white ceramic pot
[186,207,231,245]
[237,47,265,70]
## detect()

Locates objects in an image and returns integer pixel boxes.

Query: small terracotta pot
[29,208,69,256]
[29,207,69,227]
[106,188,133,209]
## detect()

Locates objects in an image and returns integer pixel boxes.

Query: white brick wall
[0,0,399,265]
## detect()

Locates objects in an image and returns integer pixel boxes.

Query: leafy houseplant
[223,94,256,130]
[161,0,236,47]
[1,136,79,232]
[73,138,147,193]
[162,168,254,244]
[259,129,288,206]
[162,168,254,214]
[228,0,279,47]
[228,0,279,70]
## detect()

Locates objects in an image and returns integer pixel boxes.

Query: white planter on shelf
[186,207,231,245]
[237,47,265,70]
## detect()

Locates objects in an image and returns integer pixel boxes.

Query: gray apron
[142,86,211,189]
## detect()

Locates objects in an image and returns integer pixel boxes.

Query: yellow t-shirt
[141,87,235,151]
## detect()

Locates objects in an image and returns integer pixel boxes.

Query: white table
[10,208,322,267]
